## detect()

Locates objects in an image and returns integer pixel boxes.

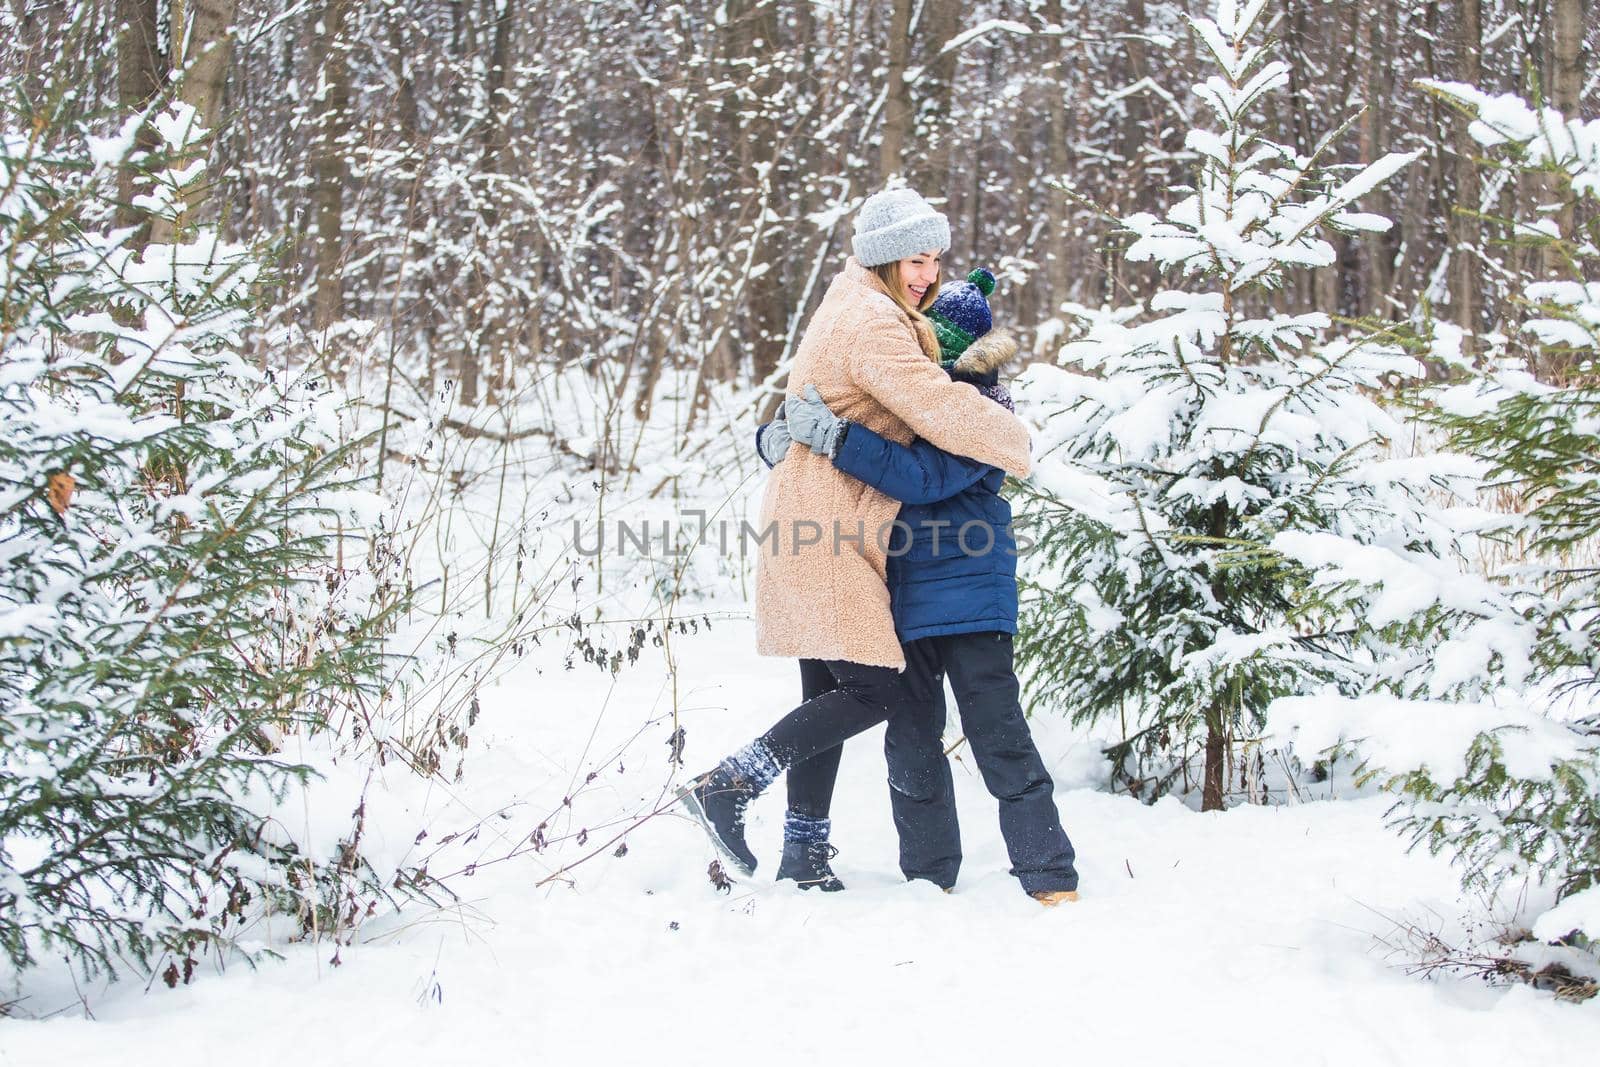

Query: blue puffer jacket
[758,330,1022,643]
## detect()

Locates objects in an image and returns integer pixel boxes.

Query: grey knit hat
[851,187,951,267]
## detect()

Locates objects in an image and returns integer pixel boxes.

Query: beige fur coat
[753,258,1033,671]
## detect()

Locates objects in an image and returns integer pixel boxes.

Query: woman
[677,188,1032,882]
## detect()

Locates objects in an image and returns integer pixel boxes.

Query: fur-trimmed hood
[949,328,1018,378]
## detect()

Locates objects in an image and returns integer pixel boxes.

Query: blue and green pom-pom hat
[926,267,997,358]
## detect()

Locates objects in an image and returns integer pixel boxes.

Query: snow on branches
[1359,82,1600,931]
[1012,0,1501,812]
[0,102,414,981]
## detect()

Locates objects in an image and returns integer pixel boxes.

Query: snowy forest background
[3,0,1600,1044]
[19,0,1596,413]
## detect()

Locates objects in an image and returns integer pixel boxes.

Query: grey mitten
[755,418,793,467]
[785,385,848,457]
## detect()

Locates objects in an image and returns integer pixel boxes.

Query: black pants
[783,657,953,820]
[758,658,922,812]
[887,632,1078,894]
[784,660,848,820]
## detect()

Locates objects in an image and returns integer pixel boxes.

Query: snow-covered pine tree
[0,98,407,981]
[1382,82,1600,921]
[1013,0,1511,809]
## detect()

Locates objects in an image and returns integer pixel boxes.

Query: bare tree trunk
[388,18,421,143]
[963,40,1003,267]
[179,0,236,135]
[1202,711,1227,812]
[149,0,238,244]
[907,0,960,196]
[1041,0,1075,326]
[1201,496,1235,812]
[1284,0,1327,314]
[310,0,352,340]
[737,0,790,420]
[1546,0,1585,276]
[633,74,677,425]
[458,0,517,408]
[1356,6,1391,314]
[879,0,914,182]
[1124,0,1151,155]
[482,0,515,168]
[1451,0,1481,355]
[115,0,164,246]
[1548,0,1585,140]
[1530,0,1587,379]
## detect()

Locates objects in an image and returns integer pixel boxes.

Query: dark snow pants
[887,632,1079,895]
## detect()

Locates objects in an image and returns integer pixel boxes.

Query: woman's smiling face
[898,250,942,308]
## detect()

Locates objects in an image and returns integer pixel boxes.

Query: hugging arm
[766,388,993,504]
[830,422,994,505]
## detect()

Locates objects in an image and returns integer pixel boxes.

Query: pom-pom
[967,267,996,296]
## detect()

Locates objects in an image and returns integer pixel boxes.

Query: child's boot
[1031,889,1079,906]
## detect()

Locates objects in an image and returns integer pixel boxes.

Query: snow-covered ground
[5,364,1597,1059]
[5,610,1598,1065]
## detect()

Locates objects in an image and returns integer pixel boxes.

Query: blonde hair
[871,259,941,319]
